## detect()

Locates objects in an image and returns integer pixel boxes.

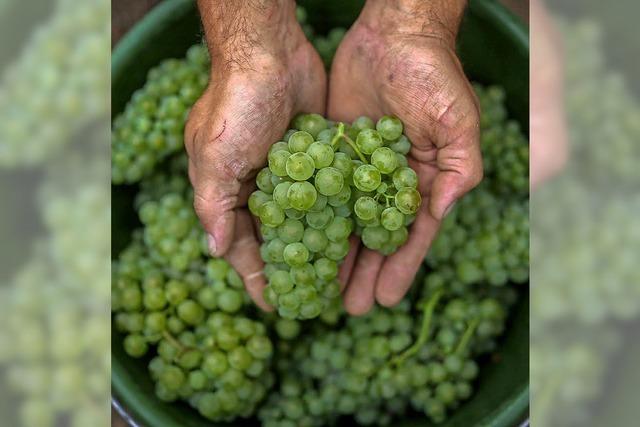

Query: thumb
[429,137,483,220]
[189,148,248,257]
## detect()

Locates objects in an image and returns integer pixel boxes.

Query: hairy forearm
[197,0,302,71]
[360,0,467,43]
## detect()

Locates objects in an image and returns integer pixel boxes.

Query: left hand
[328,1,483,315]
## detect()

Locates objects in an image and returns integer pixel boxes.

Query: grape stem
[455,318,480,355]
[163,330,187,354]
[391,289,444,366]
[330,122,368,164]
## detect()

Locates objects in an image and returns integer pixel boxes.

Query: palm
[328,26,482,314]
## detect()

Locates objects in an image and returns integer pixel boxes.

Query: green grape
[325,217,352,242]
[389,227,409,247]
[293,113,327,138]
[302,228,329,253]
[356,129,383,154]
[371,147,398,174]
[269,150,291,177]
[273,182,293,209]
[331,152,354,179]
[324,239,350,261]
[388,135,412,155]
[309,194,328,212]
[248,190,271,216]
[305,205,334,230]
[354,196,378,221]
[327,185,351,207]
[124,334,148,357]
[269,141,289,154]
[286,152,315,181]
[256,168,275,193]
[307,142,335,168]
[287,181,318,211]
[283,242,310,267]
[362,226,390,250]
[290,263,317,286]
[277,219,305,244]
[381,207,405,231]
[285,208,306,220]
[259,201,286,227]
[352,116,375,131]
[393,167,418,189]
[376,116,403,141]
[315,167,344,196]
[288,131,314,153]
[395,188,421,215]
[267,238,287,263]
[353,165,382,192]
[314,258,338,281]
[271,270,294,294]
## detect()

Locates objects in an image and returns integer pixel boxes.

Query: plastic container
[111,0,529,426]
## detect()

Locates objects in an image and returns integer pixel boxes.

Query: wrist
[358,0,466,45]
[198,0,306,73]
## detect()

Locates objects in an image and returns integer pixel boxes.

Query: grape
[302,228,329,253]
[288,131,314,153]
[259,201,286,227]
[381,208,405,231]
[306,206,334,230]
[314,258,338,281]
[293,113,327,138]
[327,185,351,207]
[356,129,383,154]
[287,182,318,211]
[286,152,315,181]
[354,196,377,221]
[393,167,418,189]
[307,142,334,168]
[283,243,310,267]
[395,188,421,215]
[269,150,291,177]
[371,147,399,174]
[325,217,353,242]
[277,219,305,244]
[315,167,344,196]
[256,168,275,193]
[331,152,354,179]
[376,116,403,141]
[352,116,375,131]
[362,226,390,250]
[324,239,350,261]
[388,135,412,155]
[271,271,294,294]
[273,182,293,209]
[249,190,271,216]
[353,165,382,192]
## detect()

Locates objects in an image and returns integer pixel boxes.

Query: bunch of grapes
[259,281,514,427]
[112,236,275,422]
[0,0,109,167]
[426,183,529,289]
[250,114,421,320]
[111,44,209,184]
[474,85,530,198]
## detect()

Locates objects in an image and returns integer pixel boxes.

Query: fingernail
[207,233,217,256]
[444,202,456,217]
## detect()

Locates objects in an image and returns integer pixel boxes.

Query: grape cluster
[426,184,529,289]
[474,84,529,198]
[296,5,346,69]
[111,45,209,184]
[112,236,274,422]
[0,0,109,167]
[250,114,421,319]
[259,280,515,427]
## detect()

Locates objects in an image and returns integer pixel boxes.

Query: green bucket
[111,0,529,426]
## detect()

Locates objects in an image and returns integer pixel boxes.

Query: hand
[328,0,483,315]
[185,1,326,310]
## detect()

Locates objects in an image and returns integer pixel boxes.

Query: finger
[375,202,441,307]
[343,249,384,316]
[428,131,483,220]
[338,236,360,291]
[224,209,272,312]
[191,142,252,256]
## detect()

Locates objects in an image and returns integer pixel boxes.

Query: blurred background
[530,0,640,426]
[0,0,110,426]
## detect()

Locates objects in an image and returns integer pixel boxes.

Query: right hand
[185,29,326,310]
